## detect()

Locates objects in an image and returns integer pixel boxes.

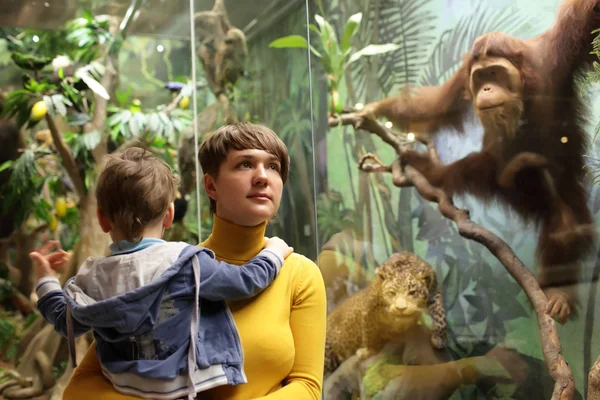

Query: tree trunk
[4,194,111,400]
[61,193,110,284]
[15,229,36,298]
[1,324,61,399]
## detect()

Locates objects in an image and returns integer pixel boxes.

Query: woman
[63,122,327,400]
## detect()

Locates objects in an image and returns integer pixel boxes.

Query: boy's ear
[96,208,112,233]
[203,174,217,201]
[163,203,175,229]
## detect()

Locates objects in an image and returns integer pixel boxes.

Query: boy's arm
[196,249,284,301]
[35,277,91,338]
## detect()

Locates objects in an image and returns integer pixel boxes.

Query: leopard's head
[374,262,430,323]
[381,252,437,292]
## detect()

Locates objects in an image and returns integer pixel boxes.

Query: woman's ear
[203,174,218,201]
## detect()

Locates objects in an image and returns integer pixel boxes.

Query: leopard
[324,251,447,375]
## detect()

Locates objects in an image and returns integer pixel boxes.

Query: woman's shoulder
[284,252,320,273]
[283,253,325,300]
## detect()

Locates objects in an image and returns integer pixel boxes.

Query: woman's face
[204,148,284,227]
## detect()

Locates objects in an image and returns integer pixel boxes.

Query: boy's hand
[29,241,70,281]
[265,236,293,259]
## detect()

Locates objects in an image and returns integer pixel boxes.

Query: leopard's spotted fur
[324,251,447,375]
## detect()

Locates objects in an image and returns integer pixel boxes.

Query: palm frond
[377,0,436,93]
[422,2,542,86]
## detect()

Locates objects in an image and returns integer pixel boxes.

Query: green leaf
[58,67,64,80]
[115,87,132,106]
[172,118,184,133]
[61,204,80,227]
[81,130,102,150]
[85,171,91,189]
[346,44,401,66]
[308,24,320,35]
[1,149,44,225]
[51,95,67,117]
[107,110,132,128]
[75,67,109,100]
[0,161,14,173]
[269,35,309,49]
[148,113,162,136]
[53,94,73,107]
[308,45,323,60]
[314,14,340,65]
[89,61,106,78]
[11,52,52,71]
[110,124,121,141]
[151,136,166,149]
[67,112,91,126]
[313,15,328,35]
[25,79,56,93]
[159,112,175,143]
[340,12,361,53]
[129,112,146,137]
[82,9,94,22]
[43,95,55,118]
[16,105,31,129]
[33,198,52,223]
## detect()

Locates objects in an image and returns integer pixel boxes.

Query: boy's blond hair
[199,122,290,213]
[96,147,178,242]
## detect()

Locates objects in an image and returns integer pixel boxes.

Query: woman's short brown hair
[199,122,290,213]
[96,147,178,242]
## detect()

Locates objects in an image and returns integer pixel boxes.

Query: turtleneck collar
[201,214,267,264]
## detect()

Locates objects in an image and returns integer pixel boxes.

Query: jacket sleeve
[254,258,327,400]
[35,277,91,338]
[197,248,284,301]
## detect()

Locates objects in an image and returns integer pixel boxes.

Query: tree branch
[405,165,574,400]
[589,355,600,400]
[334,112,575,400]
[44,114,86,199]
[329,113,404,154]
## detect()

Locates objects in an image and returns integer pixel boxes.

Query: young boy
[30,147,293,400]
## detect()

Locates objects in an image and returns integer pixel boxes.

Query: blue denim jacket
[35,240,283,399]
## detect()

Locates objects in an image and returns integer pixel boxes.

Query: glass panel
[189,0,317,258]
[0,0,198,395]
[0,0,319,397]
[316,0,600,399]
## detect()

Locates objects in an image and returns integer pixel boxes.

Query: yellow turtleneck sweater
[63,216,327,400]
